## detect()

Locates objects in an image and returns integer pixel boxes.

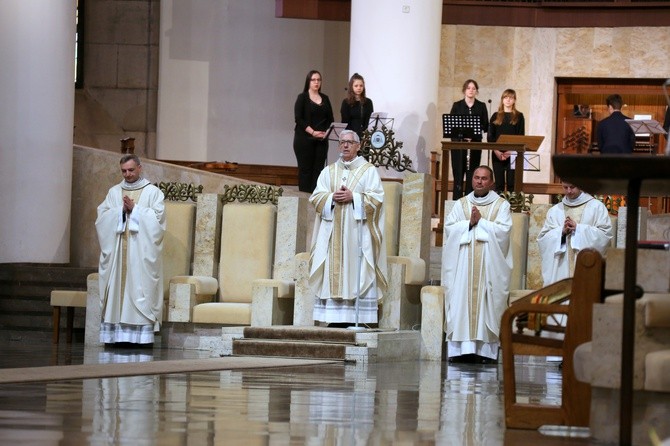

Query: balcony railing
[276,0,670,27]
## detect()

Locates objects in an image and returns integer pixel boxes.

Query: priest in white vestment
[537,181,612,286]
[309,130,387,326]
[442,166,512,362]
[96,154,165,344]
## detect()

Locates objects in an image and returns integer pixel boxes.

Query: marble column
[0,1,76,263]
[349,0,442,175]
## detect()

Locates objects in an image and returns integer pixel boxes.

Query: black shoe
[449,354,477,364]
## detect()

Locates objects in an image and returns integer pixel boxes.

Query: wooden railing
[160,160,299,187]
[276,0,669,27]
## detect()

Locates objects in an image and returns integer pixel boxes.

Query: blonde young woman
[488,89,525,193]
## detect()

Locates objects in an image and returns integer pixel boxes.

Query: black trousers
[293,133,329,193]
[492,157,515,193]
[450,148,482,200]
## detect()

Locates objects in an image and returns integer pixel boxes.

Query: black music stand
[326,122,348,142]
[442,114,482,141]
[368,112,393,132]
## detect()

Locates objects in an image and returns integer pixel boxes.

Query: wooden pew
[500,248,605,430]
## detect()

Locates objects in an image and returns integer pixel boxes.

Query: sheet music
[442,114,482,139]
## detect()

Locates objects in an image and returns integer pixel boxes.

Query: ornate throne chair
[168,195,305,327]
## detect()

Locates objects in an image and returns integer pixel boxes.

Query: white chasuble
[309,156,387,324]
[96,178,165,343]
[537,192,612,286]
[441,191,512,359]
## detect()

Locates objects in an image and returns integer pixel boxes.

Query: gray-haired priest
[309,130,387,328]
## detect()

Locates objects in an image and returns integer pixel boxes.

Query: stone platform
[162,323,421,363]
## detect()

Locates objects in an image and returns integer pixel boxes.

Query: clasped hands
[470,206,481,228]
[562,216,576,236]
[333,185,353,204]
[494,150,511,161]
[123,195,135,214]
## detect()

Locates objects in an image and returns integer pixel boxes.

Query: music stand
[326,122,348,142]
[626,119,666,154]
[496,134,545,171]
[442,114,482,140]
[625,119,667,136]
[368,112,393,131]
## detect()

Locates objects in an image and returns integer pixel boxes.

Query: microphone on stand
[486,99,493,164]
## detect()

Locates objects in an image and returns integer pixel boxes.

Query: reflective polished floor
[0,339,596,445]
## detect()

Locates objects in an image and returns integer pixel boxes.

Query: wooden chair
[500,248,605,430]
[51,290,87,344]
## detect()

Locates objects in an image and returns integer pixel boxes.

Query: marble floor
[0,338,603,446]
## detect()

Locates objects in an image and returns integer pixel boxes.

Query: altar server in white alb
[96,154,165,344]
[537,180,612,286]
[309,130,387,326]
[442,166,512,363]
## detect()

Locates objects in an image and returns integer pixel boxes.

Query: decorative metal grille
[221,184,283,205]
[359,125,415,173]
[156,182,203,202]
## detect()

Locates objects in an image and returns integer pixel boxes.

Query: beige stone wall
[75,0,160,158]
[71,146,308,268]
[438,25,670,186]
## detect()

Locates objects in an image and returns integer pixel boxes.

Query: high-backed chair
[168,201,295,326]
[508,212,530,303]
[162,202,196,309]
[500,248,605,430]
[379,177,430,330]
[293,173,432,329]
[85,201,197,346]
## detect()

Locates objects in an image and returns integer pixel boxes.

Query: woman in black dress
[488,89,525,193]
[293,70,334,192]
[340,73,373,138]
[449,79,489,199]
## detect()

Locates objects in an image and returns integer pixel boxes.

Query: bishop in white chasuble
[309,130,387,325]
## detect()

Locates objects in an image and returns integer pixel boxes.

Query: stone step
[242,326,359,344]
[232,339,348,361]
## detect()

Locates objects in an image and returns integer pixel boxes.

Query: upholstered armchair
[293,173,433,329]
[572,247,670,444]
[168,195,306,327]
